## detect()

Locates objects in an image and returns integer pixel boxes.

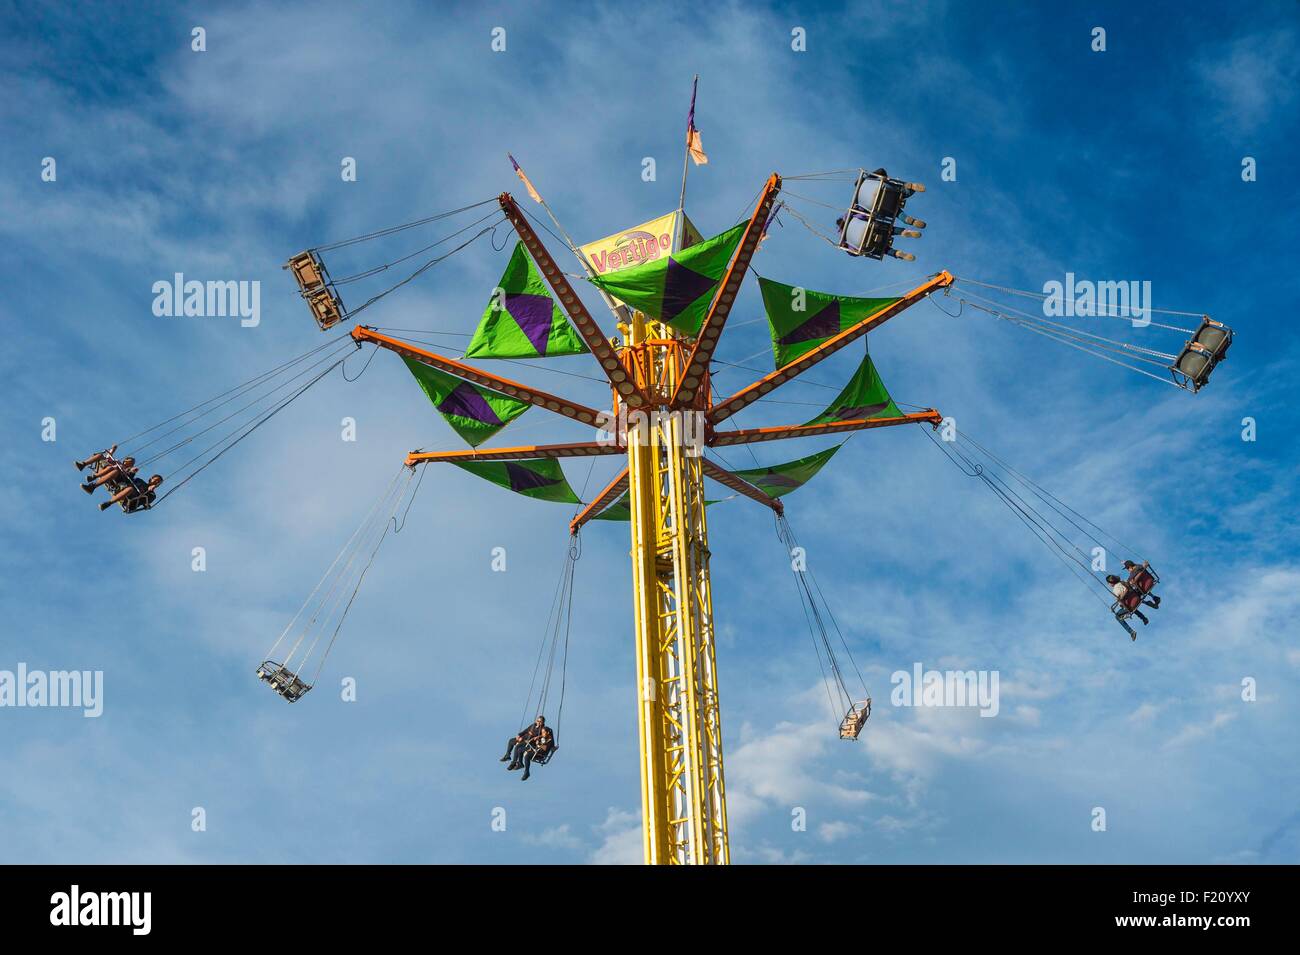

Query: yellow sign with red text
[581,211,704,276]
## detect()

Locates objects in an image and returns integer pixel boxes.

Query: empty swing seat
[837,168,924,262]
[840,698,872,740]
[285,251,347,331]
[1170,317,1232,392]
[256,660,312,703]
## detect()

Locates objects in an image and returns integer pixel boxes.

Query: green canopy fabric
[730,445,842,498]
[465,242,589,359]
[760,277,901,367]
[591,491,633,522]
[591,490,719,521]
[450,458,580,504]
[402,357,530,448]
[804,354,902,426]
[588,223,745,335]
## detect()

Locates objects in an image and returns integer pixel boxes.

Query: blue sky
[2,0,1298,864]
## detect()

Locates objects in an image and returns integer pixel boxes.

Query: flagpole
[508,154,632,323]
[675,74,699,253]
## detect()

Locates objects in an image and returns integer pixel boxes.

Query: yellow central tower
[624,313,728,865]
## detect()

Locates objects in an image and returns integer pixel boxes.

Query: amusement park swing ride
[74,79,1233,865]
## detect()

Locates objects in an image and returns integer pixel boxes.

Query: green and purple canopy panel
[592,492,633,522]
[805,353,902,425]
[591,491,719,521]
[759,277,901,367]
[402,357,530,448]
[588,223,745,335]
[450,457,581,504]
[730,444,842,498]
[465,242,589,359]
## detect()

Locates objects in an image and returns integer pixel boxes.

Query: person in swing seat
[518,726,554,781]
[501,715,546,771]
[82,456,137,495]
[75,445,118,472]
[99,473,163,513]
[1122,559,1161,608]
[1106,574,1149,631]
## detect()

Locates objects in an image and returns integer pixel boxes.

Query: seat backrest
[873,184,904,219]
[1176,348,1212,384]
[1194,323,1230,358]
[1130,569,1155,594]
[289,253,325,293]
[1121,590,1143,610]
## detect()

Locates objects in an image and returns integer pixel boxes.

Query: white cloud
[589,808,642,865]
[1164,710,1238,749]
[1197,29,1300,134]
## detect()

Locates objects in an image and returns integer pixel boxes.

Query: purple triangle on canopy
[661,258,718,321]
[437,383,504,426]
[757,472,802,488]
[505,462,560,492]
[778,300,841,345]
[506,292,556,356]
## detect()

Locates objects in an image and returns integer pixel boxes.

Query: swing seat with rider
[1112,564,1159,637]
[256,660,313,702]
[285,250,346,331]
[839,698,872,740]
[837,168,926,262]
[526,733,559,766]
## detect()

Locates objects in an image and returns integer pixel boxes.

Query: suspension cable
[328,208,504,286]
[116,333,354,452]
[954,276,1203,327]
[311,198,497,253]
[341,222,502,321]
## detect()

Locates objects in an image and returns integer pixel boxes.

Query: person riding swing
[100,473,164,513]
[520,726,555,781]
[82,456,138,495]
[75,445,118,473]
[1123,560,1161,608]
[1106,574,1151,640]
[499,715,556,782]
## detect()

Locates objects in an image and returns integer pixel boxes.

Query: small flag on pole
[508,153,543,203]
[686,77,708,166]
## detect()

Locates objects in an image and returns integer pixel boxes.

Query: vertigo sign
[581,210,704,276]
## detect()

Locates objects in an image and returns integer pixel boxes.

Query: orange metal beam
[406,441,625,467]
[709,410,942,447]
[672,173,782,408]
[353,326,603,427]
[708,271,955,425]
[498,193,646,408]
[701,458,783,516]
[570,466,630,535]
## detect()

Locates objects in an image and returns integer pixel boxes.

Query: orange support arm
[701,458,783,516]
[352,326,604,427]
[672,173,782,408]
[708,271,954,425]
[569,466,630,535]
[406,441,625,467]
[498,193,646,408]
[709,410,942,447]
